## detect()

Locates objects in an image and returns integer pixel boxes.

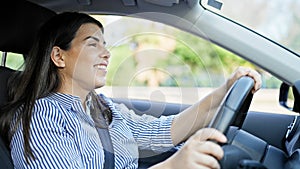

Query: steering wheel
[208,76,255,133]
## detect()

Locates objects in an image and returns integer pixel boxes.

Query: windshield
[201,0,300,55]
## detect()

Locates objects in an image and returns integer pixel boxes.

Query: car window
[95,15,257,87]
[200,0,300,55]
[0,14,291,114]
[0,51,24,70]
[93,15,292,114]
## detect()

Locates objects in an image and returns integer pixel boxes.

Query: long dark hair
[0,12,103,162]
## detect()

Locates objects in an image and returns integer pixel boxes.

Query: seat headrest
[0,66,16,107]
[0,66,15,168]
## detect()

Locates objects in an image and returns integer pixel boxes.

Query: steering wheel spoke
[208,76,255,133]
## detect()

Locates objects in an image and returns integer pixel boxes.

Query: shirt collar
[47,92,124,122]
[47,92,82,111]
[99,94,123,121]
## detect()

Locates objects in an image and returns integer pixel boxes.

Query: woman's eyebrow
[84,36,107,45]
[83,36,100,42]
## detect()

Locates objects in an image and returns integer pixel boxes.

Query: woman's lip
[94,64,107,69]
[94,60,109,70]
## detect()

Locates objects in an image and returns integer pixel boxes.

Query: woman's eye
[88,43,97,47]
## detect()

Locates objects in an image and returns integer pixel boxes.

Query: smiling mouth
[94,64,107,70]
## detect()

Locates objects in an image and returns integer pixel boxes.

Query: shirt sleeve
[114,103,175,153]
[10,99,84,169]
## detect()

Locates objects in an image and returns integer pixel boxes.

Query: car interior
[1,0,300,169]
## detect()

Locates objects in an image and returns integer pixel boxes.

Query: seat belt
[86,92,115,169]
[95,127,115,169]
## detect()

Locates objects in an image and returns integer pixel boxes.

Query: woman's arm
[170,67,262,145]
[10,99,85,168]
[114,103,176,152]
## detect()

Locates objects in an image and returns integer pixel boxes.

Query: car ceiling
[0,1,55,54]
[28,0,197,15]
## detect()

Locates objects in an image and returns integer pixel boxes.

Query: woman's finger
[193,128,227,143]
[195,141,225,160]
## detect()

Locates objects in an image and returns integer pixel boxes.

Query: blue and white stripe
[10,92,175,168]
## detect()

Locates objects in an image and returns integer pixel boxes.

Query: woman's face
[61,23,110,95]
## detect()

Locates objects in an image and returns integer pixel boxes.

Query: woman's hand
[153,128,227,169]
[226,67,262,93]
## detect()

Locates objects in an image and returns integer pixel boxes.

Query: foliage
[105,29,281,88]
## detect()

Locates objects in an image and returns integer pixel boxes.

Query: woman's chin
[94,80,106,89]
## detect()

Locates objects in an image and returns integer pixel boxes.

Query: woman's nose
[101,48,111,59]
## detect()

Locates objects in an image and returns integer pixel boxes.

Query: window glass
[92,15,279,88]
[93,15,290,114]
[0,51,24,70]
[201,0,300,55]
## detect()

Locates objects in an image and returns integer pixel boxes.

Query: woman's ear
[50,46,65,68]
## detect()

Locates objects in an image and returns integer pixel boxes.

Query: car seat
[0,66,15,169]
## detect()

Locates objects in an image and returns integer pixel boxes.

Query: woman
[0,12,261,168]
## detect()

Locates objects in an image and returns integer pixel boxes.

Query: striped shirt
[10,93,175,168]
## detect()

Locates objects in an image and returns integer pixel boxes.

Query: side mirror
[279,81,300,113]
[279,82,292,110]
[292,81,300,113]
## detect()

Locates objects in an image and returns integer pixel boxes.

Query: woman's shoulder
[32,95,66,121]
[34,92,72,109]
[34,95,59,110]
